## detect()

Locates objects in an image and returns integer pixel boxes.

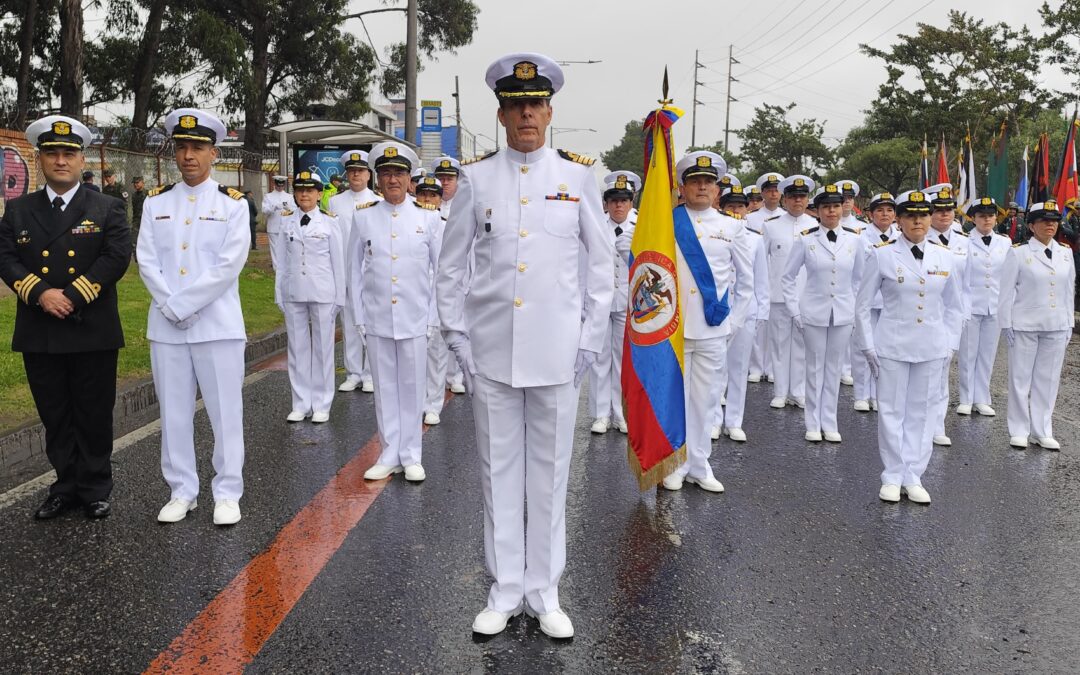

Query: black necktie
[300,214,310,227]
[827,229,837,243]
[982,235,992,246]
[911,245,923,260]
[51,196,64,210]
[614,226,623,236]
[880,233,889,242]
[940,233,949,246]
[1045,248,1052,260]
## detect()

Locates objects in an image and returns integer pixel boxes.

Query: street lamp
[550,127,597,148]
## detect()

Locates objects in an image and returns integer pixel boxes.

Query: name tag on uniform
[155,215,171,220]
[927,269,949,277]
[415,226,425,234]
[545,193,580,202]
[198,215,228,222]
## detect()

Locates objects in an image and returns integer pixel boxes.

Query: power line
[736,0,810,54]
[740,0,868,78]
[732,0,794,50]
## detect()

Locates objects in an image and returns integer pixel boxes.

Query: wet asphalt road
[1,340,1080,674]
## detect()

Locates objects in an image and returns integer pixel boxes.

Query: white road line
[0,370,271,511]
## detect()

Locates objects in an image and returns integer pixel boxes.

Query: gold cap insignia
[769,174,779,181]
[794,178,805,187]
[179,115,197,129]
[514,61,537,81]
[882,192,893,199]
[615,177,628,189]
[1046,200,1058,209]
[981,197,992,205]
[696,156,711,168]
[300,171,311,180]
[732,185,744,194]
[843,182,852,190]
[350,153,360,161]
[52,121,71,135]
[384,147,398,158]
[911,192,925,202]
[826,184,838,193]
[440,159,451,168]
[939,187,951,198]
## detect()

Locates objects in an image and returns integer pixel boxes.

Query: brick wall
[0,129,38,218]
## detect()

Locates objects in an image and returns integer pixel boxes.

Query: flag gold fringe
[627,444,686,492]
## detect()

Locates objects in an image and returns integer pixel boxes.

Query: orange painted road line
[145,391,454,674]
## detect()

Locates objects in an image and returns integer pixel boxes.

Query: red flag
[1052,111,1079,213]
[1030,133,1051,205]
[936,134,950,184]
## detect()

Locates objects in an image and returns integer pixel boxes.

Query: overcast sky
[352,0,1072,164]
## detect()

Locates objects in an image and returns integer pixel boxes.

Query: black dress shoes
[84,500,111,519]
[34,494,74,520]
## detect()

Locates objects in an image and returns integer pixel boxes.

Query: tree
[737,103,833,181]
[829,137,920,196]
[0,0,60,127]
[600,120,645,175]
[379,0,480,98]
[1040,0,1080,92]
[57,0,84,115]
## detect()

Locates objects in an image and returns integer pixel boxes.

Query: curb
[0,327,288,484]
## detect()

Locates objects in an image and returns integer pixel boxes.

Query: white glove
[1003,327,1015,347]
[573,349,597,388]
[427,325,438,339]
[862,349,880,379]
[357,324,367,336]
[174,312,201,331]
[793,314,804,331]
[160,304,181,324]
[444,330,476,396]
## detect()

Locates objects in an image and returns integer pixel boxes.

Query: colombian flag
[620,103,686,490]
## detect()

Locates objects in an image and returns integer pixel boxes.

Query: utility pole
[405,0,418,144]
[724,45,739,153]
[453,75,462,158]
[691,50,700,147]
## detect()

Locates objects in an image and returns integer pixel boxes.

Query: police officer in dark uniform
[0,115,131,520]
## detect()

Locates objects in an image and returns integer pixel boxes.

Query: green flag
[986,119,1009,205]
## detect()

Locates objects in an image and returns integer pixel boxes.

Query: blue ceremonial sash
[673,205,730,326]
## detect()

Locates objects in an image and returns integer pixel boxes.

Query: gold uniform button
[391,276,398,283]
[520,166,529,174]
[514,298,523,307]
[1050,281,1056,286]
[918,292,925,297]
[391,232,398,239]
[187,195,196,202]
[67,250,75,257]
[917,305,923,310]
[68,267,75,274]
[690,288,697,294]
[42,250,49,258]
[182,242,189,250]
[919,279,925,285]
[917,318,923,323]
[1051,303,1057,308]
[520,198,529,205]
[391,297,398,304]
[185,218,191,225]
[518,263,527,272]
[180,268,187,275]
[392,212,399,218]
[41,266,48,273]
[392,254,399,260]
[519,229,528,237]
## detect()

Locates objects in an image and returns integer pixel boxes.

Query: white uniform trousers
[842,342,853,379]
[673,337,725,481]
[718,319,756,429]
[471,375,578,615]
[446,348,464,388]
[749,319,768,378]
[852,308,881,403]
[340,302,371,383]
[877,357,935,487]
[284,302,338,414]
[927,352,955,437]
[586,310,627,425]
[424,330,450,415]
[768,302,806,401]
[802,323,852,433]
[150,339,246,502]
[1007,330,1070,439]
[958,313,1000,405]
[367,335,426,467]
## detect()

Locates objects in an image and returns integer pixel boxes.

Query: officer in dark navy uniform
[0,115,131,520]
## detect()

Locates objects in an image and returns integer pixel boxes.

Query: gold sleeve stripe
[78,275,101,299]
[19,276,41,304]
[72,277,94,303]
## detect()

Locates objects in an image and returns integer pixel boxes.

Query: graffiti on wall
[2,145,31,201]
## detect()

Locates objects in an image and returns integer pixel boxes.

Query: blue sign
[420,106,442,133]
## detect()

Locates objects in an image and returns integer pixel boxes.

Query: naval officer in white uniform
[330,150,379,394]
[137,108,250,526]
[262,175,295,270]
[958,196,1011,417]
[277,171,346,423]
[350,142,442,483]
[746,172,785,382]
[782,184,864,442]
[856,190,964,505]
[590,171,639,435]
[998,201,1075,450]
[661,151,754,492]
[436,53,612,640]
[836,180,861,386]
[431,157,466,396]
[852,191,897,412]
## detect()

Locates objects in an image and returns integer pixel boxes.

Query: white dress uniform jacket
[679,207,755,339]
[999,238,1076,332]
[965,231,1011,315]
[782,225,864,327]
[262,188,296,259]
[746,205,785,232]
[437,147,613,387]
[274,208,346,307]
[137,179,251,342]
[329,187,381,250]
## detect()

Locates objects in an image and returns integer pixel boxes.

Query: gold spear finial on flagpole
[660,67,672,105]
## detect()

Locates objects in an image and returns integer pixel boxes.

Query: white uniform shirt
[137,178,250,344]
[274,208,346,307]
[930,227,972,318]
[741,222,771,322]
[782,225,864,327]
[965,230,1011,316]
[678,206,755,340]
[997,238,1076,332]
[610,214,635,313]
[860,224,896,311]
[764,211,815,301]
[855,236,964,362]
[329,188,381,244]
[436,147,613,388]
[349,199,441,340]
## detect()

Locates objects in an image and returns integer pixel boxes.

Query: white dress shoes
[791,397,806,409]
[823,431,842,443]
[449,382,466,394]
[769,397,787,409]
[1035,436,1061,450]
[685,474,725,493]
[805,430,823,442]
[956,403,973,415]
[213,499,241,525]
[933,435,952,446]
[661,473,683,491]
[590,417,610,434]
[1009,436,1029,448]
[728,428,747,442]
[710,425,721,440]
[423,412,441,425]
[870,399,878,411]
[311,411,330,423]
[902,485,931,504]
[404,464,426,482]
[338,374,362,392]
[472,605,522,635]
[747,372,762,383]
[720,395,727,406]
[974,403,996,416]
[840,374,854,386]
[363,464,403,480]
[614,419,628,434]
[286,410,307,423]
[853,399,871,412]
[879,484,901,503]
[361,379,375,393]
[157,498,197,523]
[526,607,574,639]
